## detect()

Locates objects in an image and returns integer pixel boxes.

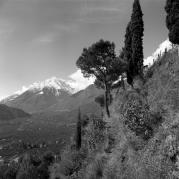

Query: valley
[0,82,103,163]
[0,114,75,162]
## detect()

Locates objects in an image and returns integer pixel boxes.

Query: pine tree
[130,0,144,77]
[165,0,179,45]
[76,39,126,117]
[75,108,82,150]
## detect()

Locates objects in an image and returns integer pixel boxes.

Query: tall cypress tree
[165,0,179,45]
[75,108,82,150]
[130,0,144,77]
[124,22,133,85]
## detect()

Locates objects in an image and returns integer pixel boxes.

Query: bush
[95,95,105,107]
[84,116,106,151]
[42,151,55,165]
[37,151,55,179]
[145,67,154,79]
[85,154,107,179]
[49,163,66,179]
[0,164,8,179]
[58,148,87,177]
[122,92,153,140]
[4,162,19,179]
[16,154,38,179]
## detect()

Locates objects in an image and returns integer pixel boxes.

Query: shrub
[58,148,87,177]
[49,163,66,179]
[4,162,19,179]
[37,151,55,179]
[85,154,107,179]
[95,95,105,107]
[42,151,55,165]
[145,67,154,79]
[85,116,106,151]
[16,154,38,179]
[122,92,153,140]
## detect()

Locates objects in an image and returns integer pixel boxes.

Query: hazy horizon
[0,0,168,98]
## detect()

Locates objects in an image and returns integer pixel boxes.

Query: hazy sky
[0,0,168,98]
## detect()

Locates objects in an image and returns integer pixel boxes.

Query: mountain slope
[144,39,172,66]
[47,84,103,112]
[94,47,179,178]
[1,77,103,115]
[0,104,30,120]
[1,77,74,113]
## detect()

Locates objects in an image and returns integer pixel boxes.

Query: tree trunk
[121,75,125,90]
[104,85,110,118]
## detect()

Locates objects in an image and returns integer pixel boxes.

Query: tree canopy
[165,0,179,45]
[76,39,127,117]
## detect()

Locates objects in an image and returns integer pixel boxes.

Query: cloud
[32,32,60,44]
[68,70,95,92]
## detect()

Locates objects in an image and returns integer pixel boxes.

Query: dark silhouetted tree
[124,22,134,86]
[130,0,144,77]
[165,0,179,45]
[75,108,82,150]
[37,151,55,179]
[76,39,126,117]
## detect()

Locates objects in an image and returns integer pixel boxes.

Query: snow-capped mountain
[15,77,74,97]
[144,39,172,66]
[1,77,102,114]
[1,77,75,113]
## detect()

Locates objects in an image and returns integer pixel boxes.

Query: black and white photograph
[0,0,179,178]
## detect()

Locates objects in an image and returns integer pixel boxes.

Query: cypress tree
[130,0,144,77]
[75,108,82,150]
[124,22,134,86]
[165,0,179,45]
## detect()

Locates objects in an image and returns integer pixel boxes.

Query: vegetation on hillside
[0,0,179,178]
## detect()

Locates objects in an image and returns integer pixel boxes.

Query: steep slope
[63,45,179,179]
[1,77,74,113]
[144,39,172,66]
[0,104,30,120]
[102,47,179,178]
[48,84,103,112]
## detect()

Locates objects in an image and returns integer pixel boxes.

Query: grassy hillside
[1,49,179,179]
[101,48,179,179]
[48,48,179,179]
[0,104,30,121]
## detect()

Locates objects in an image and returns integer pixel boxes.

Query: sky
[0,0,168,98]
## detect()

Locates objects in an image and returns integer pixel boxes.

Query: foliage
[165,0,179,45]
[84,115,106,151]
[130,0,144,77]
[95,94,113,108]
[95,95,105,107]
[4,162,19,179]
[123,0,144,85]
[122,92,153,140]
[37,151,55,179]
[16,154,38,179]
[76,39,127,117]
[75,109,82,150]
[85,154,107,179]
[54,148,87,177]
[124,22,134,85]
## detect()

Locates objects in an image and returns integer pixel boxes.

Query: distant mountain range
[1,77,103,114]
[0,104,30,120]
[1,39,171,115]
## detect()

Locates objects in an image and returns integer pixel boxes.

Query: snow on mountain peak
[144,39,172,66]
[14,77,74,96]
